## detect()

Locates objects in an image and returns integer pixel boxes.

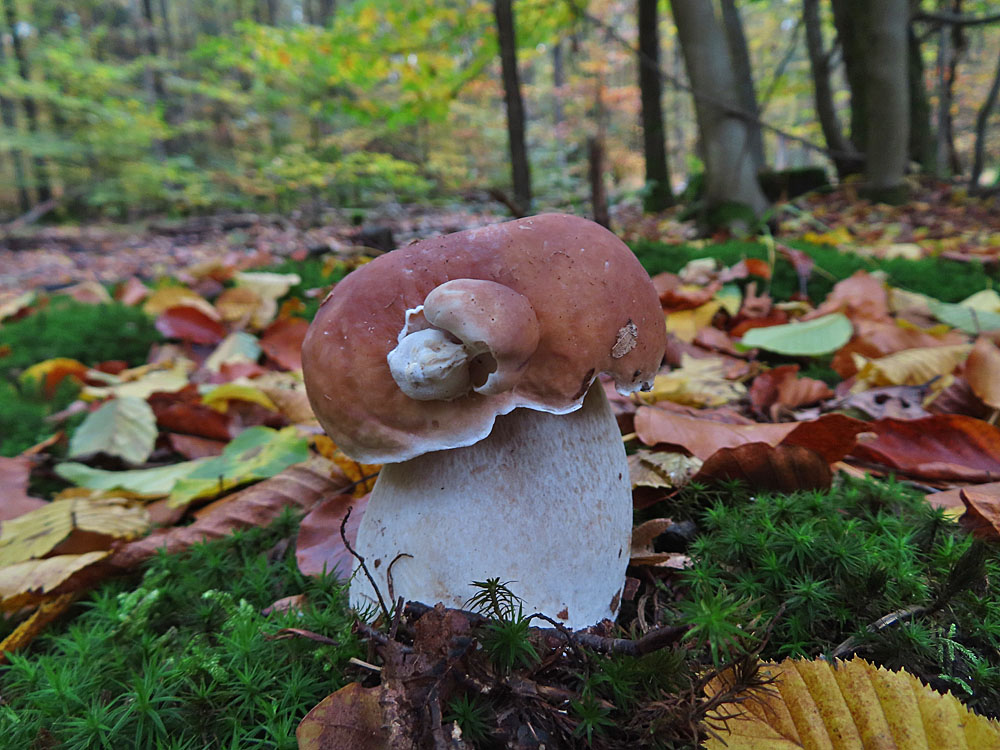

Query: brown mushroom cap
[301,213,666,463]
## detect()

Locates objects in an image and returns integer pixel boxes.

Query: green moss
[0,377,83,457]
[675,477,1000,716]
[630,238,996,304]
[0,298,162,377]
[0,512,361,749]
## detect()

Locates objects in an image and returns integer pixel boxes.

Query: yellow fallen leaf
[960,289,1000,313]
[851,344,973,392]
[325,446,379,497]
[666,301,722,344]
[233,272,301,329]
[201,383,278,413]
[638,355,745,408]
[0,497,149,568]
[0,593,75,663]
[0,551,109,611]
[81,359,194,400]
[704,656,1000,749]
[259,386,317,424]
[966,336,1000,410]
[143,286,219,318]
[802,226,852,247]
[628,450,704,490]
[215,286,264,323]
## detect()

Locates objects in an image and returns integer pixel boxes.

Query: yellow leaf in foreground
[639,355,745,408]
[0,551,109,611]
[851,344,972,392]
[0,497,149,568]
[0,593,75,663]
[704,656,1000,749]
[143,286,218,318]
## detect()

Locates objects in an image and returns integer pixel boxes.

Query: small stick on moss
[528,611,589,664]
[830,603,928,659]
[340,506,391,622]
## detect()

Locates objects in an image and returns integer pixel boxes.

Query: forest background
[0,0,998,226]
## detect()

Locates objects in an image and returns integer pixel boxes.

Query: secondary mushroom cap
[301,213,666,463]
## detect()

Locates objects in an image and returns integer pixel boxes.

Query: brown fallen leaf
[0,592,76,664]
[167,433,227,459]
[806,269,889,322]
[832,319,967,378]
[628,518,690,569]
[851,415,1000,482]
[155,305,227,345]
[259,316,309,371]
[965,336,1000,410]
[296,492,369,579]
[960,488,1000,540]
[693,442,832,493]
[0,551,109,611]
[296,681,389,750]
[749,364,832,420]
[927,481,1000,514]
[111,457,349,569]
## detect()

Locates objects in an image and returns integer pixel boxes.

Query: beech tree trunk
[669,0,769,227]
[637,0,673,212]
[719,0,765,168]
[493,0,532,214]
[908,23,936,174]
[802,0,861,176]
[2,0,51,203]
[970,46,1000,190]
[830,0,869,154]
[865,0,910,201]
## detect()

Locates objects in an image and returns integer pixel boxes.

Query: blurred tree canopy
[0,0,997,221]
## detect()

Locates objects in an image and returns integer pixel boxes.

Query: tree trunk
[588,135,610,229]
[316,0,336,26]
[493,0,532,214]
[830,0,869,154]
[2,0,51,203]
[970,45,1000,190]
[0,25,30,212]
[802,0,862,176]
[669,0,769,228]
[719,0,765,168]
[864,0,910,201]
[637,0,673,212]
[908,22,936,174]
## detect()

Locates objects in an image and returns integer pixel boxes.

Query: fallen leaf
[926,481,1000,515]
[960,488,1000,540]
[929,298,1000,334]
[19,358,88,398]
[0,496,149,567]
[0,456,48,521]
[203,332,262,373]
[68,396,158,465]
[834,385,932,420]
[233,271,301,329]
[704,656,1000,749]
[0,592,75,663]
[807,270,889,321]
[143,286,216,317]
[259,316,309,370]
[55,457,210,496]
[296,682,389,750]
[112,457,347,568]
[201,383,278,413]
[739,313,852,356]
[115,277,149,306]
[0,551,109,611]
[296,492,369,579]
[82,360,193,400]
[148,384,235,440]
[215,286,263,323]
[965,337,1000,409]
[167,433,227,459]
[155,305,227,345]
[628,450,704,490]
[851,415,1000,482]
[749,365,832,420]
[666,301,721,343]
[638,355,745,408]
[851,344,972,391]
[693,443,832,492]
[831,319,967,378]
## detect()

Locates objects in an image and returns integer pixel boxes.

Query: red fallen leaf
[91,360,129,376]
[167,433,227,459]
[33,358,89,398]
[210,360,271,383]
[850,415,1000,482]
[651,272,721,312]
[693,442,832,492]
[663,335,752,379]
[112,458,349,569]
[149,385,234,441]
[693,326,748,358]
[259,317,309,371]
[635,409,866,463]
[155,305,226,345]
[929,377,993,420]
[744,257,772,280]
[296,492,369,580]
[0,456,47,521]
[959,488,1000,540]
[115,277,149,306]
[806,270,889,322]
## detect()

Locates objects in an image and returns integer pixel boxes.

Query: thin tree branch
[912,10,1000,27]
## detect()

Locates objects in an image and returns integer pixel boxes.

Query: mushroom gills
[349,383,632,629]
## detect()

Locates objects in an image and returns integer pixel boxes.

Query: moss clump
[676,477,1000,717]
[0,297,162,377]
[631,238,996,304]
[0,377,83,456]
[0,512,361,749]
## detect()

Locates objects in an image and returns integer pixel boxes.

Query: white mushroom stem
[349,384,632,629]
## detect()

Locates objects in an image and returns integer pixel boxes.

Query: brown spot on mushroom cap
[301,213,666,463]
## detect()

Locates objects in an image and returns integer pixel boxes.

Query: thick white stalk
[349,384,632,629]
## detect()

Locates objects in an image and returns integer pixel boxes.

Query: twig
[527,611,589,664]
[355,620,414,654]
[386,553,413,605]
[830,604,928,659]
[389,596,404,641]
[340,506,391,622]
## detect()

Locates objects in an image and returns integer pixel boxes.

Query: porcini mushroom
[301,213,665,628]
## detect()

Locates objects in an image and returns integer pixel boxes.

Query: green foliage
[0,298,162,377]
[631,238,998,304]
[679,477,1000,715]
[0,512,360,749]
[443,694,492,744]
[466,579,541,674]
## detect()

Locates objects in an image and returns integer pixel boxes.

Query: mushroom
[301,213,665,628]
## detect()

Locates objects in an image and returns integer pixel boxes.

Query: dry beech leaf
[628,450,704,490]
[749,364,832,420]
[296,681,389,750]
[19,357,89,397]
[639,355,745,408]
[628,518,690,569]
[296,492,369,579]
[927,481,1000,518]
[851,344,973,391]
[0,456,48,521]
[703,656,1000,749]
[0,551,109,611]
[0,496,149,567]
[215,285,263,323]
[850,414,1000,482]
[259,316,310,371]
[111,457,348,569]
[965,336,1000,409]
[666,301,722,343]
[155,305,227,345]
[143,286,217,317]
[959,488,1000,540]
[0,592,75,663]
[807,269,889,322]
[832,318,967,378]
[693,443,832,493]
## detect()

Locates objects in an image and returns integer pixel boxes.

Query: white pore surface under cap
[349,384,632,629]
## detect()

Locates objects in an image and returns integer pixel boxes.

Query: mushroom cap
[301,213,666,463]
